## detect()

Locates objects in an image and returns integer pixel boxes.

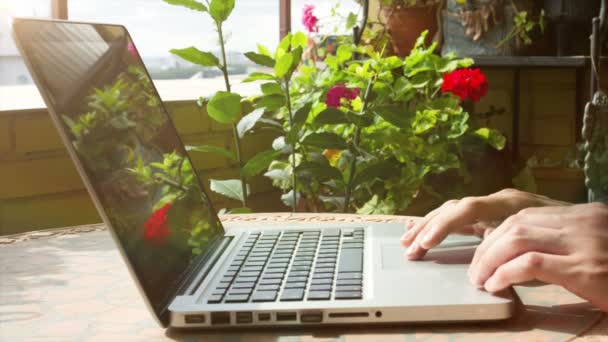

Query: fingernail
[401,229,413,242]
[484,277,498,292]
[407,242,418,256]
[405,221,414,230]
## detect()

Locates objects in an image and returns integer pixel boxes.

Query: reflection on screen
[14,20,224,313]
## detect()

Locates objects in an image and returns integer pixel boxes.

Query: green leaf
[357,195,396,215]
[163,0,207,12]
[354,160,400,185]
[292,102,313,128]
[257,43,272,57]
[346,12,358,30]
[374,106,412,128]
[275,52,293,79]
[236,108,265,138]
[474,128,506,150]
[256,94,286,111]
[336,45,353,64]
[261,82,283,96]
[301,132,348,150]
[186,145,236,160]
[243,150,281,177]
[207,91,242,124]
[315,108,348,125]
[291,32,308,50]
[345,111,373,127]
[276,33,292,58]
[170,47,219,67]
[244,52,275,68]
[210,179,248,202]
[209,0,235,22]
[272,136,292,154]
[296,161,343,181]
[243,72,276,82]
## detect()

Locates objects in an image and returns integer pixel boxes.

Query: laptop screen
[13,19,224,320]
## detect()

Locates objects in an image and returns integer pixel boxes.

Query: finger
[418,197,493,250]
[399,218,419,247]
[400,202,450,247]
[469,224,567,286]
[470,218,515,271]
[483,252,573,292]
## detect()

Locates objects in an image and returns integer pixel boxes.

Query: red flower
[302,4,319,33]
[326,84,361,108]
[144,203,171,245]
[441,68,488,102]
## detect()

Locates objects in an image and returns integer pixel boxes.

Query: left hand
[468,202,608,311]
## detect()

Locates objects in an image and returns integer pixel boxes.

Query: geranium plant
[264,31,505,214]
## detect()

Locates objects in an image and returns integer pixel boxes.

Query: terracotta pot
[384,5,438,57]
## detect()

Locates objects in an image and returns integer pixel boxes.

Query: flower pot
[441,0,534,56]
[542,0,601,56]
[383,5,438,57]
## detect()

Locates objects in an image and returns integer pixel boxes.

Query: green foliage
[210,179,249,202]
[170,47,219,67]
[162,0,207,12]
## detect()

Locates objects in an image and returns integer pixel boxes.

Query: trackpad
[380,239,479,270]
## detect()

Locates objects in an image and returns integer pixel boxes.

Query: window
[0,1,51,86]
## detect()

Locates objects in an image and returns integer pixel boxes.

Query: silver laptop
[12,18,514,328]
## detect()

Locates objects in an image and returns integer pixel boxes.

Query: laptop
[12,18,514,328]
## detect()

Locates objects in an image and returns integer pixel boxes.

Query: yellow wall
[0,101,285,235]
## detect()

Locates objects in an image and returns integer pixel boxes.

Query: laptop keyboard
[207,228,364,304]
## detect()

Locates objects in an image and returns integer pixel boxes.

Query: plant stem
[217,21,248,208]
[284,78,297,213]
[342,77,376,213]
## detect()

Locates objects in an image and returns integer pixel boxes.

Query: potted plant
[380,0,441,57]
[441,0,545,56]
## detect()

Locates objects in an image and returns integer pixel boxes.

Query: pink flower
[326,84,361,108]
[127,42,139,58]
[302,4,319,33]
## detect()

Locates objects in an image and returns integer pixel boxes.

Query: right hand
[400,189,569,260]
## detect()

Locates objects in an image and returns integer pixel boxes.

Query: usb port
[276,312,297,321]
[236,312,253,324]
[258,313,271,321]
[210,312,230,325]
[185,314,205,324]
[301,312,323,323]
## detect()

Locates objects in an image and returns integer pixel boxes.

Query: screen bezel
[11,17,226,327]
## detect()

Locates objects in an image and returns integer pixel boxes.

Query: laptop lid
[12,18,225,326]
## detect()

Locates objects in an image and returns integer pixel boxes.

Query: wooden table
[1,213,606,342]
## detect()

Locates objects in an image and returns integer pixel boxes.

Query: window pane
[69,0,279,83]
[291,0,362,36]
[0,1,51,86]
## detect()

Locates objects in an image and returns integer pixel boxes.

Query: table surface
[1,213,607,342]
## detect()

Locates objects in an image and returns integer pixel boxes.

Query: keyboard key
[280,288,304,301]
[284,282,307,289]
[257,284,280,291]
[251,291,277,302]
[335,285,362,292]
[225,294,250,303]
[288,271,309,277]
[239,271,261,278]
[314,267,334,273]
[312,273,334,279]
[322,228,340,236]
[207,294,223,303]
[215,284,229,290]
[336,279,362,286]
[310,284,332,291]
[335,291,362,300]
[261,273,284,279]
[241,266,264,272]
[287,276,307,283]
[311,278,332,285]
[228,288,253,295]
[338,249,363,273]
[235,277,258,283]
[244,261,265,267]
[308,291,331,300]
[337,272,362,280]
[260,278,282,285]
[291,265,311,271]
[265,267,287,273]
[219,277,233,283]
[232,282,255,289]
[315,263,335,268]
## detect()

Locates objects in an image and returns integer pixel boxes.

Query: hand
[468,203,608,311]
[401,189,568,260]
